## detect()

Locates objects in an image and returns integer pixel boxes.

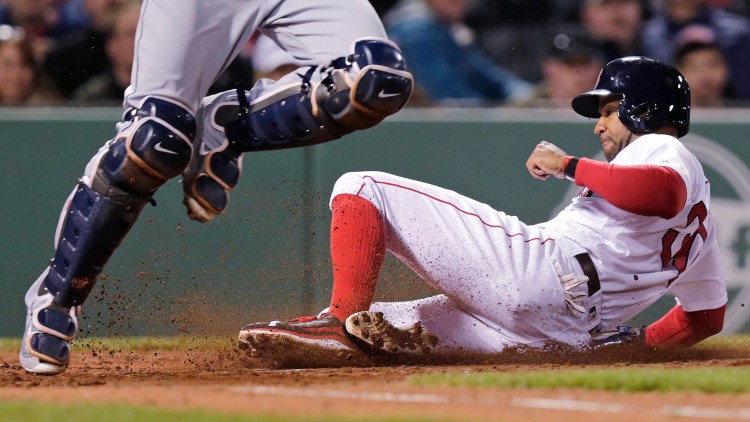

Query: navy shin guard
[44,96,196,306]
[181,38,413,221]
[43,183,146,306]
[225,38,413,153]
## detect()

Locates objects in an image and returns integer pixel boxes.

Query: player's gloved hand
[591,325,646,348]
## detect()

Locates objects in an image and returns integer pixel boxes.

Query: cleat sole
[345,311,439,355]
[238,328,374,369]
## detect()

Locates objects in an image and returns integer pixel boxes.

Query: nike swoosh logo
[378,90,401,98]
[154,142,178,154]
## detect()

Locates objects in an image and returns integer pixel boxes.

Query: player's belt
[574,253,600,296]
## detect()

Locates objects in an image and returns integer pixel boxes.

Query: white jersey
[328,136,726,355]
[538,134,727,330]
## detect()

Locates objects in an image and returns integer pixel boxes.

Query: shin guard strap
[225,90,328,152]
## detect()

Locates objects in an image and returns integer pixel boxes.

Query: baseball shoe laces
[238,313,374,368]
[345,311,439,355]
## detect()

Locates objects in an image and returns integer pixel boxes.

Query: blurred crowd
[0,0,251,107]
[1,0,749,108]
[379,0,750,108]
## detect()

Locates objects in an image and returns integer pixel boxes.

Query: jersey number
[660,201,708,285]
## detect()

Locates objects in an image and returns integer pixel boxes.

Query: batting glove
[591,325,646,348]
[560,272,588,314]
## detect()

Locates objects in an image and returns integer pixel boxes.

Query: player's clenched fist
[526,140,568,180]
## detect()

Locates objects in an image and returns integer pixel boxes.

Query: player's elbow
[693,305,725,337]
[658,190,687,219]
[634,166,687,219]
[659,170,688,219]
[647,304,726,349]
[683,305,726,347]
[692,322,723,344]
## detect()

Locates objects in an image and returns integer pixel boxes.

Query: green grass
[700,333,750,348]
[0,335,235,352]
[2,333,749,354]
[73,335,236,351]
[2,333,749,352]
[0,401,451,422]
[0,337,18,351]
[410,367,750,394]
[4,334,750,397]
[407,324,750,398]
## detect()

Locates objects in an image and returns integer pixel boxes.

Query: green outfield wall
[1,107,749,338]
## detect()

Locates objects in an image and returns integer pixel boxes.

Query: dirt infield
[2,341,750,422]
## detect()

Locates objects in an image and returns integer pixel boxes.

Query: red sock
[327,194,385,321]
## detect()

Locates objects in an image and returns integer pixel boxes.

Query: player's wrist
[563,156,579,182]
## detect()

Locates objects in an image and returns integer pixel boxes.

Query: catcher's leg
[20,96,196,374]
[182,37,413,222]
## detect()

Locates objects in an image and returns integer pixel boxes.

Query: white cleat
[19,271,80,375]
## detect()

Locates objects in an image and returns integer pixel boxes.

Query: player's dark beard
[604,132,633,162]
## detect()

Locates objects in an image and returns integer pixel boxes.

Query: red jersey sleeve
[645,304,725,348]
[573,158,687,219]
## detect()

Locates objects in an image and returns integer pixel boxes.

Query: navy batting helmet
[572,56,691,137]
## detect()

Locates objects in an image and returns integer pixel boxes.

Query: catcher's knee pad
[181,39,411,220]
[101,96,197,196]
[181,146,242,221]
[222,37,413,153]
[317,37,414,131]
[181,93,245,221]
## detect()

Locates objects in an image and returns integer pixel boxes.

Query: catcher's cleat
[19,271,81,375]
[345,311,439,355]
[238,313,374,368]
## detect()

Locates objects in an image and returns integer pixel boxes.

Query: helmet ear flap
[619,101,665,134]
